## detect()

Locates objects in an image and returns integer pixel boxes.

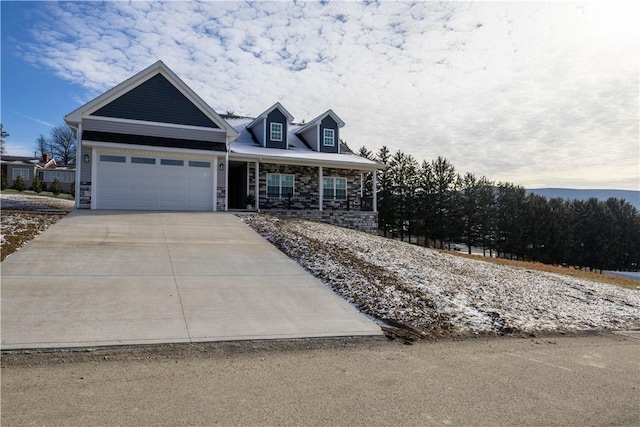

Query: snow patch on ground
[242,214,640,336]
[1,194,75,211]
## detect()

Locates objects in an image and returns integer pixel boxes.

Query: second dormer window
[323,128,335,146]
[270,122,283,142]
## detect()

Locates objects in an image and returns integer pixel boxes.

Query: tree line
[358,146,640,273]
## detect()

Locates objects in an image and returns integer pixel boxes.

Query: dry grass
[444,250,639,290]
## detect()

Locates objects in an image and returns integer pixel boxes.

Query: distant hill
[526,188,640,210]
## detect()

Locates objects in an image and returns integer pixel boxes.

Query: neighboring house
[38,165,76,193]
[64,61,383,232]
[0,154,74,192]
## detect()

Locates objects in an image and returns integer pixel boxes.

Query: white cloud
[18,0,640,189]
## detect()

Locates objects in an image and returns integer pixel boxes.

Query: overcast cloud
[17,1,639,189]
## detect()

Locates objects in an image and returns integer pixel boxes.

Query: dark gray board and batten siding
[319,116,339,154]
[91,74,220,128]
[265,108,288,149]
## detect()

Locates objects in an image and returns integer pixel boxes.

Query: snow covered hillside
[242,215,640,337]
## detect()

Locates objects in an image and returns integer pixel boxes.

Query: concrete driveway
[1,211,381,350]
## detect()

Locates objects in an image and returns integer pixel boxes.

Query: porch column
[246,161,250,196]
[213,157,218,212]
[254,161,260,211]
[318,166,323,211]
[224,153,229,211]
[373,170,378,212]
[74,124,82,208]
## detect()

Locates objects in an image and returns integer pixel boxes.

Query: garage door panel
[96,150,215,211]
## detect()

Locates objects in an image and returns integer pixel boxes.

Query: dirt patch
[1,193,73,261]
[1,211,66,261]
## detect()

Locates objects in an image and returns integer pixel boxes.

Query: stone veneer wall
[268,210,378,234]
[248,163,364,211]
[217,188,226,212]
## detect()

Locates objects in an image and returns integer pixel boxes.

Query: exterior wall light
[83,154,90,163]
[219,163,224,171]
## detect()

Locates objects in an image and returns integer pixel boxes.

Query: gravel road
[2,333,639,426]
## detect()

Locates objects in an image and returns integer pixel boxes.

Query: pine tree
[51,178,62,196]
[13,175,26,192]
[33,174,43,193]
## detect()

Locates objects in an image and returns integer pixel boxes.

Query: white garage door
[96,151,215,210]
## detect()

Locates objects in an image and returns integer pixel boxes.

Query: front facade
[65,61,381,232]
[1,155,75,193]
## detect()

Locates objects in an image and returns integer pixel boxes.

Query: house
[64,61,382,232]
[1,154,75,193]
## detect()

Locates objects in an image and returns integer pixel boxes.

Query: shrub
[70,182,75,198]
[33,175,43,193]
[1,172,7,190]
[51,178,61,196]
[13,175,26,192]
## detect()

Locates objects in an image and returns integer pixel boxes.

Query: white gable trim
[294,109,345,135]
[246,102,295,130]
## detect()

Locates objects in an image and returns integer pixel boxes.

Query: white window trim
[41,170,74,183]
[323,128,335,147]
[323,176,347,200]
[266,173,295,198]
[270,122,283,142]
[12,168,29,180]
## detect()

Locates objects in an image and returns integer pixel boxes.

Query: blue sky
[1,1,638,190]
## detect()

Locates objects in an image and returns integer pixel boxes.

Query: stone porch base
[265,210,378,234]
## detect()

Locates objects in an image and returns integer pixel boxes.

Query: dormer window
[270,123,283,142]
[323,128,335,146]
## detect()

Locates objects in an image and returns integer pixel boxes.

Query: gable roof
[64,61,238,138]
[227,117,383,171]
[246,102,295,130]
[294,109,345,135]
[0,156,57,168]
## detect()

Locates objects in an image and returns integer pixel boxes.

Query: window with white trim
[270,122,283,142]
[40,170,74,183]
[12,168,29,180]
[323,177,347,200]
[267,173,294,198]
[323,128,335,146]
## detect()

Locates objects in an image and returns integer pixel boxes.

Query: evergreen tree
[389,150,418,241]
[431,156,457,248]
[358,146,374,203]
[13,175,26,192]
[476,177,495,256]
[460,172,481,254]
[51,178,62,196]
[493,183,526,259]
[32,174,43,193]
[375,146,393,236]
[416,160,435,246]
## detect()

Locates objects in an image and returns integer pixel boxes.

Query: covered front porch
[227,160,378,211]
[226,158,379,233]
